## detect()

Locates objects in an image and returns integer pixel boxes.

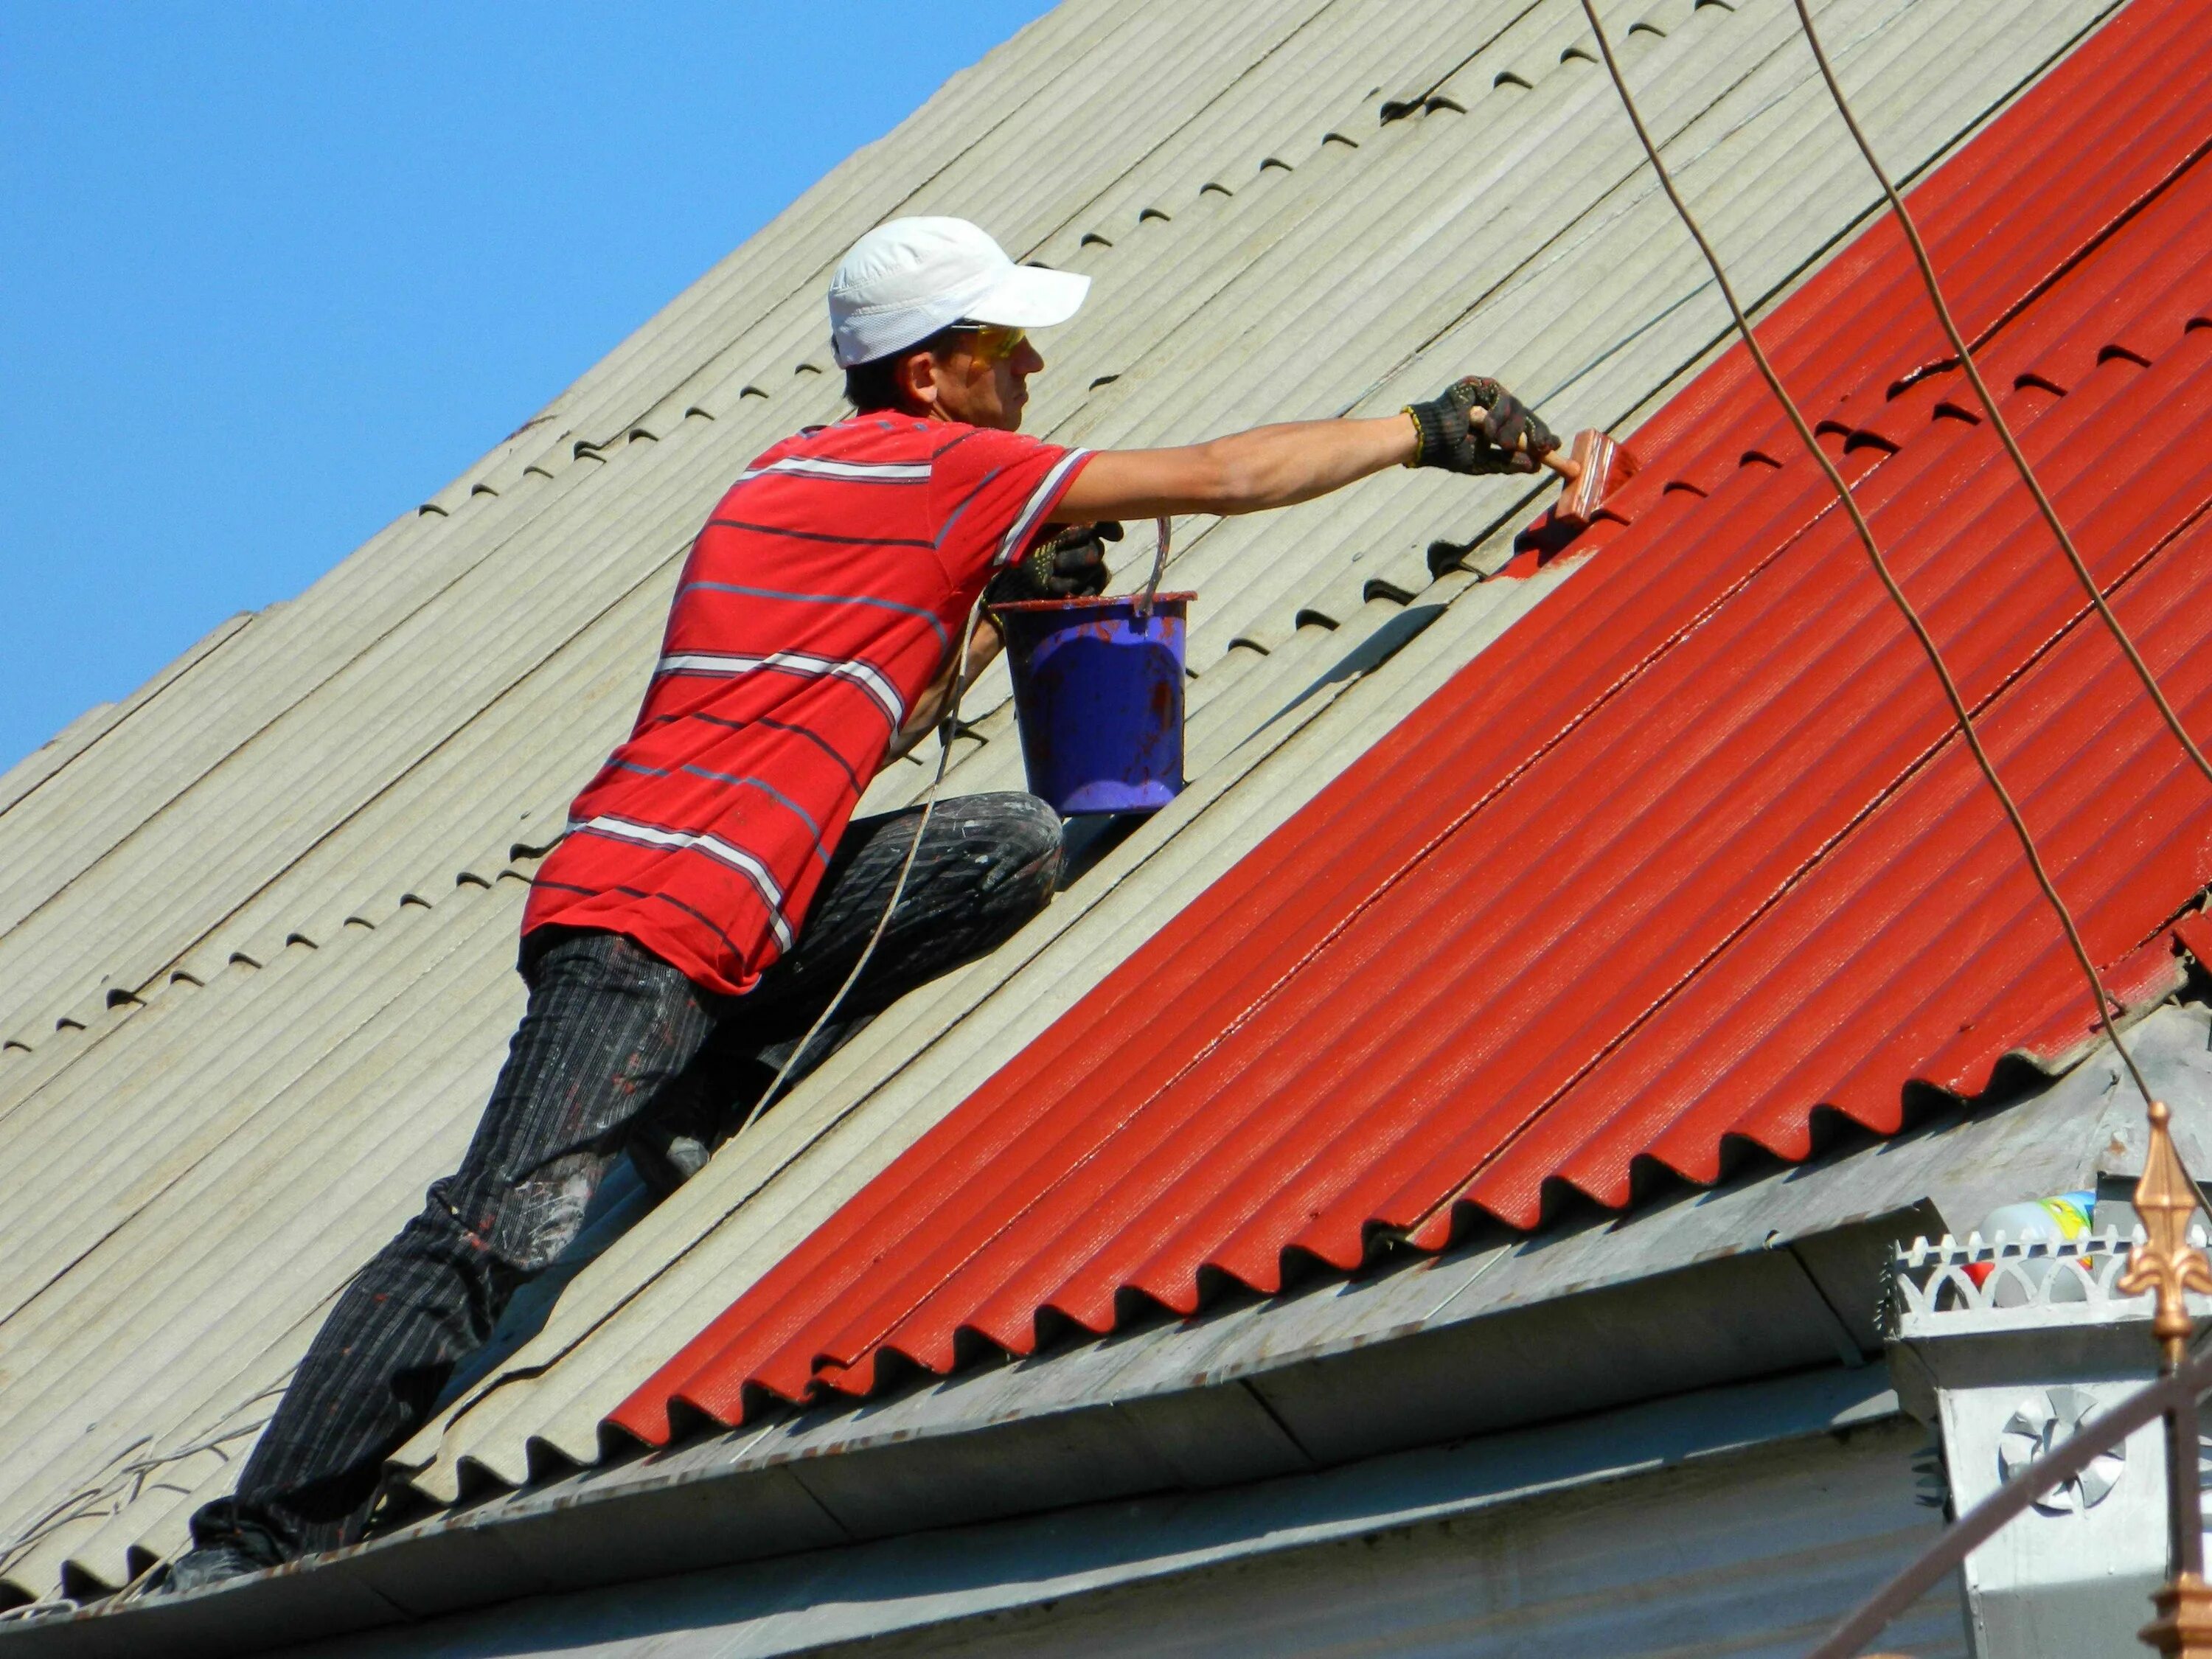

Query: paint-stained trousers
[192,793,1062,1562]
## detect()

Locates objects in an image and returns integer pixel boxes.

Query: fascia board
[18,1366,1899,1659]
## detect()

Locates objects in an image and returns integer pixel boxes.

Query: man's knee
[483,1154,603,1274]
[967,793,1063,903]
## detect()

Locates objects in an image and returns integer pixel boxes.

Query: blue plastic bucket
[995,592,1193,815]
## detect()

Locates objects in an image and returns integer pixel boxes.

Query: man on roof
[170,216,1559,1587]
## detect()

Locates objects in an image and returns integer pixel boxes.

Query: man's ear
[893,349,942,417]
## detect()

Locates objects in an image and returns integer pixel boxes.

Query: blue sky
[0,2,1055,771]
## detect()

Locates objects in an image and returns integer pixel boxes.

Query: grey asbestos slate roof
[0,0,2123,1613]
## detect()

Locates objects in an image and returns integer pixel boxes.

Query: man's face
[914,327,1046,431]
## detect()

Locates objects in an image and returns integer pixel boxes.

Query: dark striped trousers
[192,793,1062,1562]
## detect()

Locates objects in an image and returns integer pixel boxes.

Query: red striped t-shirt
[523,414,1092,994]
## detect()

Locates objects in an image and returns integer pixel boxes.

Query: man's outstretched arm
[1052,379,1557,523]
[1055,416,1416,521]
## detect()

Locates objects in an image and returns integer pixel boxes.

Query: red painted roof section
[614,0,2212,1444]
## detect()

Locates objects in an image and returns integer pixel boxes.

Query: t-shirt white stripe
[656,650,905,727]
[992,448,1092,568]
[737,456,933,484]
[567,815,796,950]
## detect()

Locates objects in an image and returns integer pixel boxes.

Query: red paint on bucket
[994,593,1194,815]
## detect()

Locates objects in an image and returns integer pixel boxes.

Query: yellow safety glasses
[945,322,1029,364]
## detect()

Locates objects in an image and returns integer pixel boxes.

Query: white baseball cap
[828,217,1090,368]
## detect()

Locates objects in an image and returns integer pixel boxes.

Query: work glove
[987,520,1122,605]
[1403,378,1559,475]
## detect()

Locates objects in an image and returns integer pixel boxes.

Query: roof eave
[29,998,2210,1657]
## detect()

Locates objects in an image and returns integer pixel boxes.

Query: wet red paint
[611,0,2212,1444]
[990,594,1198,612]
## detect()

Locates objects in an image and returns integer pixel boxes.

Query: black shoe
[626,1054,784,1199]
[155,1498,292,1596]
[153,1540,268,1596]
[628,1121,715,1199]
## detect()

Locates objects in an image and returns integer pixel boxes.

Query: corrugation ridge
[1615,9,2205,481]
[1563,538,2212,1197]
[1490,490,2212,1214]
[1422,324,2212,1222]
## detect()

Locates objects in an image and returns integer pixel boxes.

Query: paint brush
[1487,422,1641,530]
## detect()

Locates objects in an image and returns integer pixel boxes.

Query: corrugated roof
[0,0,2132,1609]
[389,0,2127,1518]
[612,0,2212,1437]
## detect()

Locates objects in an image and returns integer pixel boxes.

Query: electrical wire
[1789,0,2212,790]
[731,585,995,1138]
[1575,0,2159,1109]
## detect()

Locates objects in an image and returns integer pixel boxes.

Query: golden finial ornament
[2119,1101,2212,1367]
[2116,1101,2212,1658]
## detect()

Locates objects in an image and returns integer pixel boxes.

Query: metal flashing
[13,1369,1911,1658]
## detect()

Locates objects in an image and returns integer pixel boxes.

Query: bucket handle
[1133,516,1171,620]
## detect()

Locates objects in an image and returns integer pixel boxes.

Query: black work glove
[987,520,1122,605]
[1403,378,1559,474]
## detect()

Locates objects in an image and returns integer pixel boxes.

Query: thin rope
[732,585,994,1138]
[1576,0,2157,1107]
[384,591,1001,1461]
[1790,0,2212,790]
